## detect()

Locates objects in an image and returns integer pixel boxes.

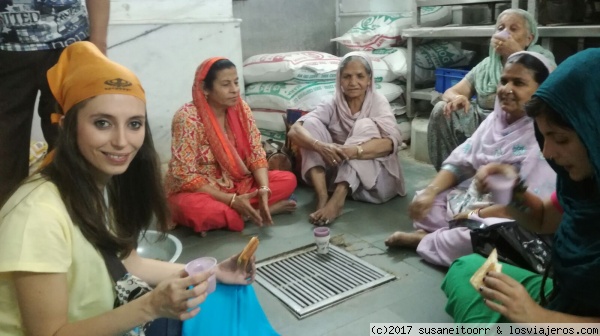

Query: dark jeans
[146,318,183,336]
[0,49,62,204]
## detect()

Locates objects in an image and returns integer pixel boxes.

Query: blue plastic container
[434,68,470,93]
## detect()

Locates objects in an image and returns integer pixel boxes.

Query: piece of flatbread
[469,248,503,290]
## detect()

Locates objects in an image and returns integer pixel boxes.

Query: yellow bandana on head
[47,41,146,118]
[40,42,147,170]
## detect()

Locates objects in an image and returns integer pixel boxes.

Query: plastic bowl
[137,230,183,263]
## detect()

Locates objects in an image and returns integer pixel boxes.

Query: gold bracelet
[229,193,237,207]
[356,145,364,159]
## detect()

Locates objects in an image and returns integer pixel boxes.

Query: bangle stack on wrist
[229,193,237,207]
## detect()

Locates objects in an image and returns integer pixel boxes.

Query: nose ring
[508,90,513,94]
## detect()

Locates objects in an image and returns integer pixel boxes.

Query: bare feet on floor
[310,201,344,226]
[269,199,297,215]
[384,229,427,249]
[310,183,349,225]
[310,198,344,225]
[309,193,329,224]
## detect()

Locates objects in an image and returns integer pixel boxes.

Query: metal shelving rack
[403,0,600,118]
[412,0,513,26]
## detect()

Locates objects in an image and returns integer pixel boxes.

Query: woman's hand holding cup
[492,30,523,57]
[146,269,212,321]
[475,163,519,196]
[408,187,438,221]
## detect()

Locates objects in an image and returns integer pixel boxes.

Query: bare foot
[384,229,427,249]
[269,199,297,215]
[311,183,348,225]
[310,199,344,226]
[309,193,329,224]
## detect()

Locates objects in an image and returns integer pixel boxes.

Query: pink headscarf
[328,52,402,148]
[297,52,405,193]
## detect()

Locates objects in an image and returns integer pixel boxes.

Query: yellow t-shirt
[0,177,114,335]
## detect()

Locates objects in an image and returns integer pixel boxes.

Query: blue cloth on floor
[182,283,279,336]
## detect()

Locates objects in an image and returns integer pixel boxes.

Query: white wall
[233,0,337,60]
[31,0,243,164]
[339,0,411,13]
[110,0,232,22]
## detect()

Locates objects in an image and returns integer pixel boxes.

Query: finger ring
[332,160,337,164]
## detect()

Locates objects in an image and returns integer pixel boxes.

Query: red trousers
[168,170,297,232]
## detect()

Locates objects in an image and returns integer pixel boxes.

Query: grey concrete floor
[168,152,453,335]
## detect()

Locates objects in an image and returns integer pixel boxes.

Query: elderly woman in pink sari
[385,51,556,266]
[288,52,406,225]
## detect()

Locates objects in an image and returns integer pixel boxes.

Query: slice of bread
[469,248,503,290]
[237,236,259,269]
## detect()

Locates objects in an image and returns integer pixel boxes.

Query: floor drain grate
[255,244,395,319]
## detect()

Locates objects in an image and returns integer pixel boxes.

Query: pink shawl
[298,52,404,193]
[444,51,556,199]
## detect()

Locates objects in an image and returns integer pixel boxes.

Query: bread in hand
[237,236,259,269]
[469,248,502,290]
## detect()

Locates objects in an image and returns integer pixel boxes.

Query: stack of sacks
[243,51,404,142]
[366,43,475,85]
[332,6,476,142]
[332,6,453,50]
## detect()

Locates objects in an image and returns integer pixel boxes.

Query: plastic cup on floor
[486,174,517,205]
[185,257,217,294]
[314,227,331,254]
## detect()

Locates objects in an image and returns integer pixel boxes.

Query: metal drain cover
[255,244,395,319]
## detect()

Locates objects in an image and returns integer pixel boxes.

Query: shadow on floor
[168,153,454,335]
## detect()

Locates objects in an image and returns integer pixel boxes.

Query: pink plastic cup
[185,257,217,294]
[486,174,517,205]
[493,30,510,40]
[314,227,331,254]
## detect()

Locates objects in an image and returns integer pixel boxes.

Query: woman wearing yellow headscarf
[0,42,266,336]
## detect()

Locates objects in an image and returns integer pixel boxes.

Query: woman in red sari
[165,57,297,234]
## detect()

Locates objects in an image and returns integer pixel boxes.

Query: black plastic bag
[450,218,553,275]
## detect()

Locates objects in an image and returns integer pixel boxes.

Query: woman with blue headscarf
[442,48,600,322]
[428,9,556,171]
